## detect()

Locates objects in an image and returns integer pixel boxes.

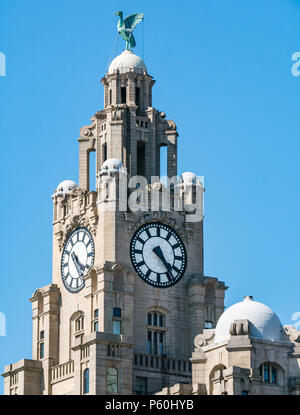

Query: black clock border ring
[130,222,187,288]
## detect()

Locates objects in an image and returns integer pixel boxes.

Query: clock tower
[2,28,227,396]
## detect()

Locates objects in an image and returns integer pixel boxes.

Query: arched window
[83,368,89,394]
[147,311,166,355]
[107,367,118,393]
[259,363,278,384]
[75,315,84,332]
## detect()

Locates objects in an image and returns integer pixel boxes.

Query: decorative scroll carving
[284,325,300,343]
[80,116,96,138]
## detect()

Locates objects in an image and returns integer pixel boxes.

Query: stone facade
[2,50,227,395]
[157,298,300,395]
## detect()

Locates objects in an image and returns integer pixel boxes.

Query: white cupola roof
[214,296,283,343]
[100,158,126,173]
[108,50,147,75]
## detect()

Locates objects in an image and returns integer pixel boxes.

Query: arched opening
[107,367,118,393]
[209,364,227,395]
[160,145,168,183]
[83,368,89,394]
[89,150,96,191]
[137,142,145,177]
[37,292,44,315]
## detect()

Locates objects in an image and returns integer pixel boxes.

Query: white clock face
[61,227,95,293]
[130,222,187,288]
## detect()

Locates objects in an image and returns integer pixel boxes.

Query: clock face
[130,222,187,288]
[61,227,95,293]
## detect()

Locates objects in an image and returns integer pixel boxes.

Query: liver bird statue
[114,11,144,51]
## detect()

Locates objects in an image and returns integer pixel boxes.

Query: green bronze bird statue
[114,11,144,51]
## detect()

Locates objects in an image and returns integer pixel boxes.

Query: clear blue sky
[1,0,300,393]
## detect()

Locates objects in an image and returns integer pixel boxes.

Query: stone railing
[133,353,191,377]
[50,361,74,384]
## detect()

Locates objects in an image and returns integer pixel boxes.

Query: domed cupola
[108,50,147,75]
[214,296,284,343]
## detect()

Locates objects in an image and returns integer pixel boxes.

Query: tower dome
[54,180,77,199]
[100,158,127,173]
[108,50,147,75]
[214,296,283,343]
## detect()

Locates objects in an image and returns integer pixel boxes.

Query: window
[113,308,122,335]
[137,142,145,177]
[75,316,84,332]
[83,369,89,394]
[40,342,44,359]
[147,311,166,356]
[121,87,126,104]
[113,308,121,317]
[260,363,278,384]
[109,89,112,105]
[40,330,44,340]
[107,368,118,393]
[241,391,249,395]
[92,309,99,332]
[135,87,140,106]
[205,321,213,329]
[113,320,121,335]
[102,142,107,163]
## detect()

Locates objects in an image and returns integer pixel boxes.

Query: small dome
[101,158,126,173]
[214,296,283,343]
[108,50,147,75]
[180,172,203,186]
[56,180,77,195]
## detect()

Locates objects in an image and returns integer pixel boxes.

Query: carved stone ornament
[123,211,188,239]
[80,116,96,138]
[194,330,215,349]
[283,325,300,343]
[229,319,250,336]
[111,106,124,121]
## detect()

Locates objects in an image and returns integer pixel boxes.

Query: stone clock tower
[2,42,227,395]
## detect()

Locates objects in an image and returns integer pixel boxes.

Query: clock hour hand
[153,246,173,279]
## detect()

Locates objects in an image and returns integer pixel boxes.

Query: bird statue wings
[114,11,144,51]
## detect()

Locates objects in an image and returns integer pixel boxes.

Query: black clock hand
[153,246,173,279]
[71,252,84,276]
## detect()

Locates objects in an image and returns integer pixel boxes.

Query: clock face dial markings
[61,227,95,293]
[130,222,187,288]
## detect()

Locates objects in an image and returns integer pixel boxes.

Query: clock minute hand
[71,252,84,276]
[153,246,173,278]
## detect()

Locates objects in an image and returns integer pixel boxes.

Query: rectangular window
[136,376,147,395]
[135,87,140,106]
[94,309,99,318]
[159,332,164,355]
[93,321,98,332]
[113,308,121,318]
[137,142,145,177]
[153,332,158,355]
[121,87,126,104]
[102,142,107,163]
[153,312,158,327]
[147,313,152,326]
[109,89,112,105]
[40,330,44,340]
[113,320,121,335]
[271,367,277,384]
[205,321,213,329]
[147,331,152,354]
[159,314,164,327]
[40,342,44,359]
[264,364,270,382]
[173,360,176,370]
